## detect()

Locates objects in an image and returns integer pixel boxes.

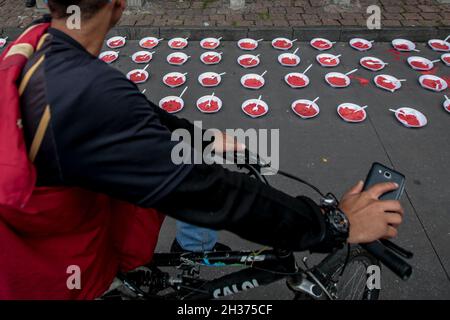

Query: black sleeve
[154,164,338,253]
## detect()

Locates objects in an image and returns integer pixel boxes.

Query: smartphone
[363,163,406,200]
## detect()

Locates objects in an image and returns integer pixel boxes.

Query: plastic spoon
[249,54,261,63]
[445,35,450,42]
[292,48,300,55]
[253,95,262,112]
[179,86,188,98]
[207,92,216,108]
[307,97,320,108]
[260,70,268,77]
[212,72,227,79]
[257,39,264,42]
[329,54,342,62]
[303,64,313,75]
[345,69,359,76]
[445,95,449,101]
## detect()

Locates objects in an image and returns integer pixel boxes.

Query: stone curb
[1,26,449,42]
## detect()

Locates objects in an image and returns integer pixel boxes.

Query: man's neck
[50,15,110,57]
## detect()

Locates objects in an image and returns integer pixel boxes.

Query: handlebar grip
[362,241,412,280]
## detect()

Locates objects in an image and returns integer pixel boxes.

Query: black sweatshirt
[19,27,338,253]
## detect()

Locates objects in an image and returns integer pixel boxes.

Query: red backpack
[0,23,164,300]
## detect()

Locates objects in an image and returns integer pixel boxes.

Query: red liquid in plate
[313,40,330,49]
[431,42,449,50]
[165,76,184,86]
[142,40,157,48]
[376,77,396,90]
[203,55,220,63]
[362,59,383,70]
[130,72,147,83]
[328,76,348,86]
[171,41,186,48]
[109,39,124,47]
[398,112,420,126]
[294,103,318,117]
[202,77,219,86]
[101,54,116,63]
[239,57,258,66]
[198,100,220,112]
[319,57,338,66]
[203,41,218,49]
[244,78,263,88]
[446,104,450,112]
[169,57,185,64]
[240,42,256,49]
[274,40,291,49]
[287,75,307,87]
[410,60,429,69]
[135,54,151,62]
[395,43,409,50]
[443,56,450,64]
[162,100,182,113]
[422,78,443,90]
[281,57,298,65]
[339,107,364,121]
[244,103,266,116]
[353,41,370,49]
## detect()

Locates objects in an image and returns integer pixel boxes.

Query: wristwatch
[324,208,350,244]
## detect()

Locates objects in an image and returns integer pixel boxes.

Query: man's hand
[212,131,246,154]
[340,181,404,244]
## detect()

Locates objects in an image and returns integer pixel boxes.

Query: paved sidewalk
[0,0,449,28]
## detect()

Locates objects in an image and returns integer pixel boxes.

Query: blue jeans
[176,221,217,252]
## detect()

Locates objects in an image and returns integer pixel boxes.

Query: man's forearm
[154,164,339,253]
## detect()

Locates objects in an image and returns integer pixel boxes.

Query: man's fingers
[384,226,398,239]
[346,180,364,196]
[385,212,403,227]
[380,200,404,215]
[367,182,399,199]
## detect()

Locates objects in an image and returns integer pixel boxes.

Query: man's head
[47,0,125,27]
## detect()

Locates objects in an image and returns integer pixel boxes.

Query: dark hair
[47,0,109,19]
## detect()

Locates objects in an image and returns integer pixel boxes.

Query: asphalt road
[107,39,450,300]
[3,37,449,299]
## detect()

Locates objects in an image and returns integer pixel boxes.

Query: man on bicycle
[0,0,404,299]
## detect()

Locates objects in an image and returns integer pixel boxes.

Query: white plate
[407,56,434,71]
[198,72,223,87]
[325,72,351,88]
[163,72,187,88]
[418,75,448,92]
[200,37,221,50]
[272,38,293,51]
[310,38,334,51]
[159,96,184,114]
[241,74,265,90]
[291,99,320,119]
[241,99,269,118]
[349,38,373,51]
[285,73,310,88]
[168,37,188,49]
[237,54,260,68]
[106,36,126,49]
[167,52,189,66]
[374,74,402,93]
[139,37,160,49]
[392,39,416,52]
[132,51,153,64]
[443,97,450,113]
[0,38,7,48]
[196,95,223,113]
[126,69,149,84]
[98,51,119,64]
[428,39,450,52]
[337,103,367,123]
[360,56,386,71]
[316,53,340,67]
[278,53,300,67]
[442,53,450,67]
[392,107,427,128]
[200,51,222,65]
[238,38,259,51]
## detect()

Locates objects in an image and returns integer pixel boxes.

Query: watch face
[331,210,350,233]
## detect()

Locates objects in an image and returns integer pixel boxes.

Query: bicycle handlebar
[232,150,414,281]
